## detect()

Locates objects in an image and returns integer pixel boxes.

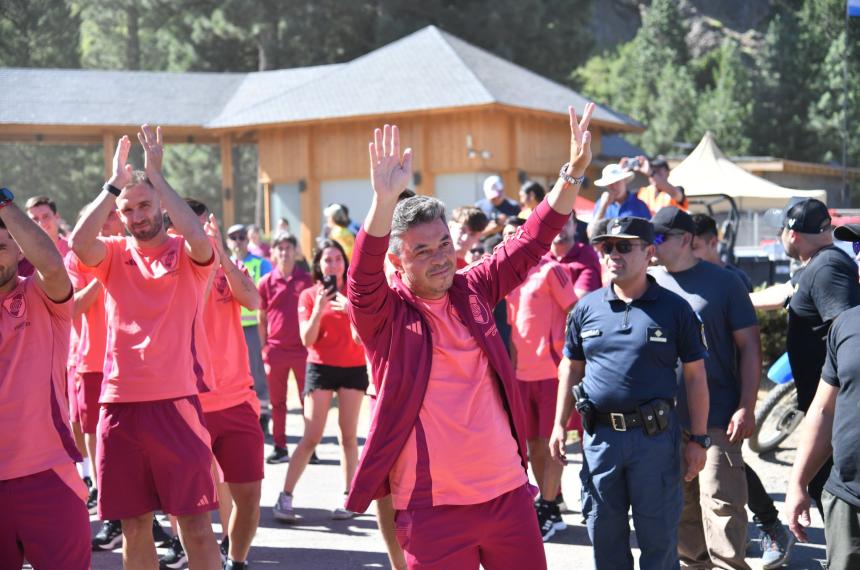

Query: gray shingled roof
[0,26,640,131]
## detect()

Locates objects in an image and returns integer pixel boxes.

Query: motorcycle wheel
[748,381,805,455]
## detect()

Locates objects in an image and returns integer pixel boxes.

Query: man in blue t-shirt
[588,164,650,239]
[651,207,775,569]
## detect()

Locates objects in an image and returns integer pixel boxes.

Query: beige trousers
[678,428,751,570]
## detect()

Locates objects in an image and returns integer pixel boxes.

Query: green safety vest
[238,255,265,327]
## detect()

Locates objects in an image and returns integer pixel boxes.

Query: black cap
[593,216,655,244]
[652,206,695,234]
[782,199,831,234]
[834,223,860,242]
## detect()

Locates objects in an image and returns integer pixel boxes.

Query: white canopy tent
[669,132,827,211]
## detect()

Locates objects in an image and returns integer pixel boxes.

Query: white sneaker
[273,492,296,522]
[331,506,357,520]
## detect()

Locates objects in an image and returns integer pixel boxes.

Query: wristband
[103,183,121,197]
[559,162,585,186]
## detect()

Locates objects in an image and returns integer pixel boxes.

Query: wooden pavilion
[0,26,641,254]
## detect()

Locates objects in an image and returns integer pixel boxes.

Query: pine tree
[694,40,753,156]
[640,61,697,155]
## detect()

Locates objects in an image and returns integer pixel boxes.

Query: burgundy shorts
[97,395,218,520]
[75,371,103,434]
[395,484,547,570]
[204,401,264,484]
[516,378,558,440]
[0,467,90,570]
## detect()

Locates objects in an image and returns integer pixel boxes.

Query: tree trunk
[126,1,141,70]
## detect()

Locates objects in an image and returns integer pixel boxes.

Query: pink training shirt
[388,293,526,510]
[0,276,81,480]
[507,259,578,381]
[65,251,107,374]
[83,235,215,404]
[198,266,259,414]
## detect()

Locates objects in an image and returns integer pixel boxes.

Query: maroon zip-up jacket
[345,199,568,513]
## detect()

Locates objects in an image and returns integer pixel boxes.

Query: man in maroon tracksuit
[345,104,595,570]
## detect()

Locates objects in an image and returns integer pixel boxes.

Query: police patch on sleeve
[647,327,667,343]
[581,329,602,339]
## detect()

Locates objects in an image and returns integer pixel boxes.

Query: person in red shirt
[258,232,313,464]
[346,104,594,570]
[17,195,71,278]
[272,239,368,522]
[0,189,90,569]
[69,126,222,568]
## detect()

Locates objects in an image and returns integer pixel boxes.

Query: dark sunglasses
[597,240,644,255]
[853,241,860,255]
[228,233,247,241]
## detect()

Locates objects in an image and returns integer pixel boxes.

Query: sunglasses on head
[597,240,644,255]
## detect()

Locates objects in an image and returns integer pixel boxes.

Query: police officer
[550,216,710,570]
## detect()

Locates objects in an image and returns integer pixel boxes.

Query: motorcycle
[747,352,805,454]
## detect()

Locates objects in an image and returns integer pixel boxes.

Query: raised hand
[108,135,133,189]
[369,124,413,202]
[204,213,227,258]
[137,124,164,178]
[567,102,595,177]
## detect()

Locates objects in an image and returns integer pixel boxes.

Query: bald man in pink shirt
[0,188,90,570]
[346,103,595,570]
[70,126,222,569]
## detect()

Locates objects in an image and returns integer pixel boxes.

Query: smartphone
[322,274,337,295]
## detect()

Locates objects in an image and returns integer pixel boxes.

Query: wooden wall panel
[257,127,309,183]
[426,111,509,174]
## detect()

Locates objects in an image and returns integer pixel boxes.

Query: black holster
[573,383,596,435]
[637,398,672,436]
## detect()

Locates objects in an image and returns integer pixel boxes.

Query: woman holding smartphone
[272,239,368,521]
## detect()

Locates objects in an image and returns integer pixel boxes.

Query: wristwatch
[559,162,586,186]
[689,434,712,449]
[0,187,14,210]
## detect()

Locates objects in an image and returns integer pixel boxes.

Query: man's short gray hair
[389,196,447,254]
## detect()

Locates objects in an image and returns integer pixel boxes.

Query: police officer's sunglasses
[853,241,860,255]
[596,240,646,255]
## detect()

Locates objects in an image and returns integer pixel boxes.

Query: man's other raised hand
[567,102,594,177]
[369,124,412,203]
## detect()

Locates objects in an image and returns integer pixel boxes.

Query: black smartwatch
[0,187,14,210]
[689,434,712,449]
[103,182,121,197]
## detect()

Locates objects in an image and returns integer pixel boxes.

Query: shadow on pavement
[248,545,391,568]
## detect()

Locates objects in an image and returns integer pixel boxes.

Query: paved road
[86,386,825,569]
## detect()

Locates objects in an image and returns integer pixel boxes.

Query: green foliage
[693,40,753,156]
[639,62,697,155]
[756,307,788,370]
[0,0,81,67]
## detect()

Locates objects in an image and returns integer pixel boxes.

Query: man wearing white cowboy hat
[588,164,650,238]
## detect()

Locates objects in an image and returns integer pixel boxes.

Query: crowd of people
[2,102,859,570]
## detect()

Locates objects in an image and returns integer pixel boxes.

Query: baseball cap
[593,216,655,244]
[834,223,860,242]
[594,164,635,187]
[483,175,504,200]
[782,199,831,234]
[226,224,247,237]
[652,206,695,234]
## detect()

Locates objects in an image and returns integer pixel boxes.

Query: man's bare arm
[726,325,761,442]
[750,282,793,311]
[204,214,258,310]
[0,203,70,301]
[786,381,838,542]
[549,357,585,464]
[545,104,594,216]
[73,279,102,318]
[138,124,212,264]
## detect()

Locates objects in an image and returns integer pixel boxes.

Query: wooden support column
[262,182,271,235]
[102,132,114,181]
[502,114,520,200]
[220,135,235,227]
[418,120,435,196]
[300,128,320,257]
